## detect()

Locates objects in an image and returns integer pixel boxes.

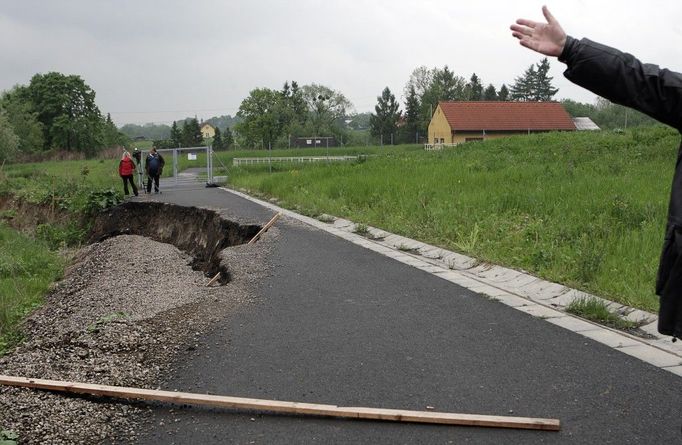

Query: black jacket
[560,36,682,338]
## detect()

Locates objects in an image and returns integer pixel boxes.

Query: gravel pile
[0,233,271,444]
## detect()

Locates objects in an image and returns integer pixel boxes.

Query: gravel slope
[0,234,270,444]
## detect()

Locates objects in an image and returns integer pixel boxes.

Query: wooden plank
[206,271,222,287]
[248,212,282,245]
[0,375,560,431]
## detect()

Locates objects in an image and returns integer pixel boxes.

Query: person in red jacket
[118,151,138,197]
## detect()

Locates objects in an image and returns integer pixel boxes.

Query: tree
[223,126,234,149]
[181,118,203,147]
[0,87,44,153]
[534,58,559,101]
[301,84,352,137]
[498,84,510,101]
[510,59,559,102]
[483,84,498,101]
[170,121,182,146]
[102,113,126,148]
[234,88,282,148]
[0,111,19,162]
[465,73,484,101]
[369,87,401,144]
[23,72,104,152]
[402,85,421,143]
[510,64,537,101]
[212,127,223,150]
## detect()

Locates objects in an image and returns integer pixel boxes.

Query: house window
[440,138,445,143]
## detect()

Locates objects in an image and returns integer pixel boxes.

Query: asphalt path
[138,187,682,444]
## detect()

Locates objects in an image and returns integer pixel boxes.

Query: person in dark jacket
[511,6,682,340]
[145,147,165,194]
[118,151,138,197]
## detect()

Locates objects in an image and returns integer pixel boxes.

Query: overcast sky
[2,1,682,126]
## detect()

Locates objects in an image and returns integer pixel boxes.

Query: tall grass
[0,224,63,353]
[228,126,679,312]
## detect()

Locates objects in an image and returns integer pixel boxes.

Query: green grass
[566,297,638,330]
[226,126,679,312]
[0,223,64,353]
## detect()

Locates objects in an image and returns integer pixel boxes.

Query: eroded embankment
[89,202,261,284]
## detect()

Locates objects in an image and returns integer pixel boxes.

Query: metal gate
[136,146,214,192]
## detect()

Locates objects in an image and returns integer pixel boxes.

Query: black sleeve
[560,36,682,130]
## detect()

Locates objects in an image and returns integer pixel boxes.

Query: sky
[2,1,682,126]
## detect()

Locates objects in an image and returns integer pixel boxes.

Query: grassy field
[227,126,679,312]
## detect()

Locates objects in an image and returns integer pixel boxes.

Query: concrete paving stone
[417,265,450,274]
[433,271,483,289]
[517,280,569,300]
[499,274,540,291]
[440,252,477,269]
[465,283,506,296]
[475,285,513,298]
[332,219,353,229]
[469,266,519,282]
[367,228,389,239]
[647,338,682,357]
[579,329,646,349]
[464,263,496,276]
[546,315,601,333]
[664,366,682,377]
[418,247,444,259]
[381,234,403,245]
[544,292,578,309]
[640,321,661,337]
[617,344,682,368]
[493,292,533,308]
[515,303,565,319]
[623,309,657,324]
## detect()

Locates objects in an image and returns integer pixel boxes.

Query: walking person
[145,147,165,194]
[118,150,138,197]
[511,6,682,340]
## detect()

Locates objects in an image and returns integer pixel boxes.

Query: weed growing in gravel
[87,312,130,333]
[566,297,637,330]
[353,223,369,236]
[0,429,18,445]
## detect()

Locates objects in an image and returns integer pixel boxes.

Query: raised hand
[510,5,567,57]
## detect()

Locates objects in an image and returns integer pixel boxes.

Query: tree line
[0,60,661,161]
[0,72,127,161]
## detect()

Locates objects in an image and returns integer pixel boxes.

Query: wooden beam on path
[0,375,560,431]
[248,212,282,245]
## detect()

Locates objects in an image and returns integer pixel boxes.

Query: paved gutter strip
[221,187,682,376]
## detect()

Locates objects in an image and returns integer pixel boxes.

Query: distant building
[290,136,338,148]
[200,123,216,139]
[572,117,601,131]
[427,101,576,145]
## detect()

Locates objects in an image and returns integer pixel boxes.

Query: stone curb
[221,187,682,377]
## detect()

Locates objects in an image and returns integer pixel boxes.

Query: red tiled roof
[438,101,576,131]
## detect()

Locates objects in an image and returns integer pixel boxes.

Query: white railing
[424,143,459,151]
[233,156,360,166]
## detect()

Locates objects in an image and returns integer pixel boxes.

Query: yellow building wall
[201,124,216,138]
[427,105,453,144]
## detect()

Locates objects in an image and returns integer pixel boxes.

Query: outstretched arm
[510,5,566,57]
